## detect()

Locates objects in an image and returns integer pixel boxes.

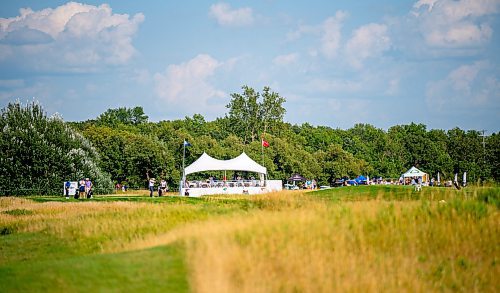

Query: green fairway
[1,242,188,292]
[1,186,498,292]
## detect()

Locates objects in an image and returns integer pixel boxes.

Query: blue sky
[1,0,499,131]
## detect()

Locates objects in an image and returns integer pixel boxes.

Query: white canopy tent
[402,166,428,184]
[185,152,267,175]
[179,152,281,197]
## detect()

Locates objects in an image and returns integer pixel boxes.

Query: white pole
[180,141,186,195]
[262,137,268,171]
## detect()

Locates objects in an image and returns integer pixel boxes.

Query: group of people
[64,178,93,199]
[115,183,128,192]
[184,176,263,189]
[148,178,169,197]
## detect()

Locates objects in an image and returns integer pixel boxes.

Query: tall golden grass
[1,188,498,292]
[184,192,498,292]
[0,197,215,253]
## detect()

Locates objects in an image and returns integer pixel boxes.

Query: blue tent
[354,175,367,185]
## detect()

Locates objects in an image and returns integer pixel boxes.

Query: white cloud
[448,62,483,92]
[286,23,318,41]
[273,53,299,66]
[0,2,144,72]
[411,0,499,48]
[209,3,254,26]
[0,81,51,105]
[345,23,391,69]
[321,11,348,59]
[426,61,499,109]
[413,0,439,13]
[307,78,362,93]
[287,11,347,59]
[154,54,226,110]
[0,79,25,88]
[385,78,400,96]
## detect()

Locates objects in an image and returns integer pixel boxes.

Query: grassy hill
[1,186,498,292]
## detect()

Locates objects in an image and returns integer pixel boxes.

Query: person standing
[149,178,156,197]
[159,179,168,196]
[85,178,93,199]
[149,178,155,197]
[77,178,85,199]
[65,180,71,199]
[146,171,157,197]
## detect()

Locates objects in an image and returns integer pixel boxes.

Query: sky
[0,0,499,132]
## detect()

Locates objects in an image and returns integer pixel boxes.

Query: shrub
[0,101,113,195]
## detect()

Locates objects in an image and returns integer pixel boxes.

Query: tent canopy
[185,152,266,176]
[288,174,306,181]
[403,166,427,178]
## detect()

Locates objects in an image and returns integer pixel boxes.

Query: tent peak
[185,151,266,175]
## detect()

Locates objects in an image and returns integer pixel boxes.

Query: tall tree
[226,86,286,143]
[0,102,113,195]
[486,132,500,181]
[96,106,148,126]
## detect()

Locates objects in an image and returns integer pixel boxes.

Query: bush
[0,101,113,195]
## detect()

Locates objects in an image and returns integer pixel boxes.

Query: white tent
[180,152,281,197]
[402,166,428,183]
[185,152,267,175]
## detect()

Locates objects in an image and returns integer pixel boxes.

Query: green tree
[447,128,489,182]
[425,129,453,179]
[96,106,148,127]
[0,102,113,195]
[82,125,176,188]
[316,144,371,185]
[344,124,388,177]
[226,86,286,143]
[486,132,500,181]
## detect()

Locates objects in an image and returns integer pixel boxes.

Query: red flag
[262,140,270,147]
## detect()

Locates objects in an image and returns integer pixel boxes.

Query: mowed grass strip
[0,244,189,293]
[0,186,498,292]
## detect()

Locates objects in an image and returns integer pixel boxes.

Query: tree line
[1,86,499,194]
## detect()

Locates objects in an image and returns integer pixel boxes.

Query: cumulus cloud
[209,2,254,26]
[426,61,500,109]
[413,0,439,13]
[286,23,317,41]
[0,2,144,72]
[154,54,226,111]
[345,23,391,69]
[287,11,347,59]
[411,0,499,48]
[321,11,348,59]
[273,53,299,66]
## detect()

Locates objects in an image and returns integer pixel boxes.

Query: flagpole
[182,141,186,181]
[261,138,264,166]
[261,136,267,182]
[180,140,186,195]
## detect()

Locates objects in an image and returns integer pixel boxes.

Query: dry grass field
[0,186,498,292]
